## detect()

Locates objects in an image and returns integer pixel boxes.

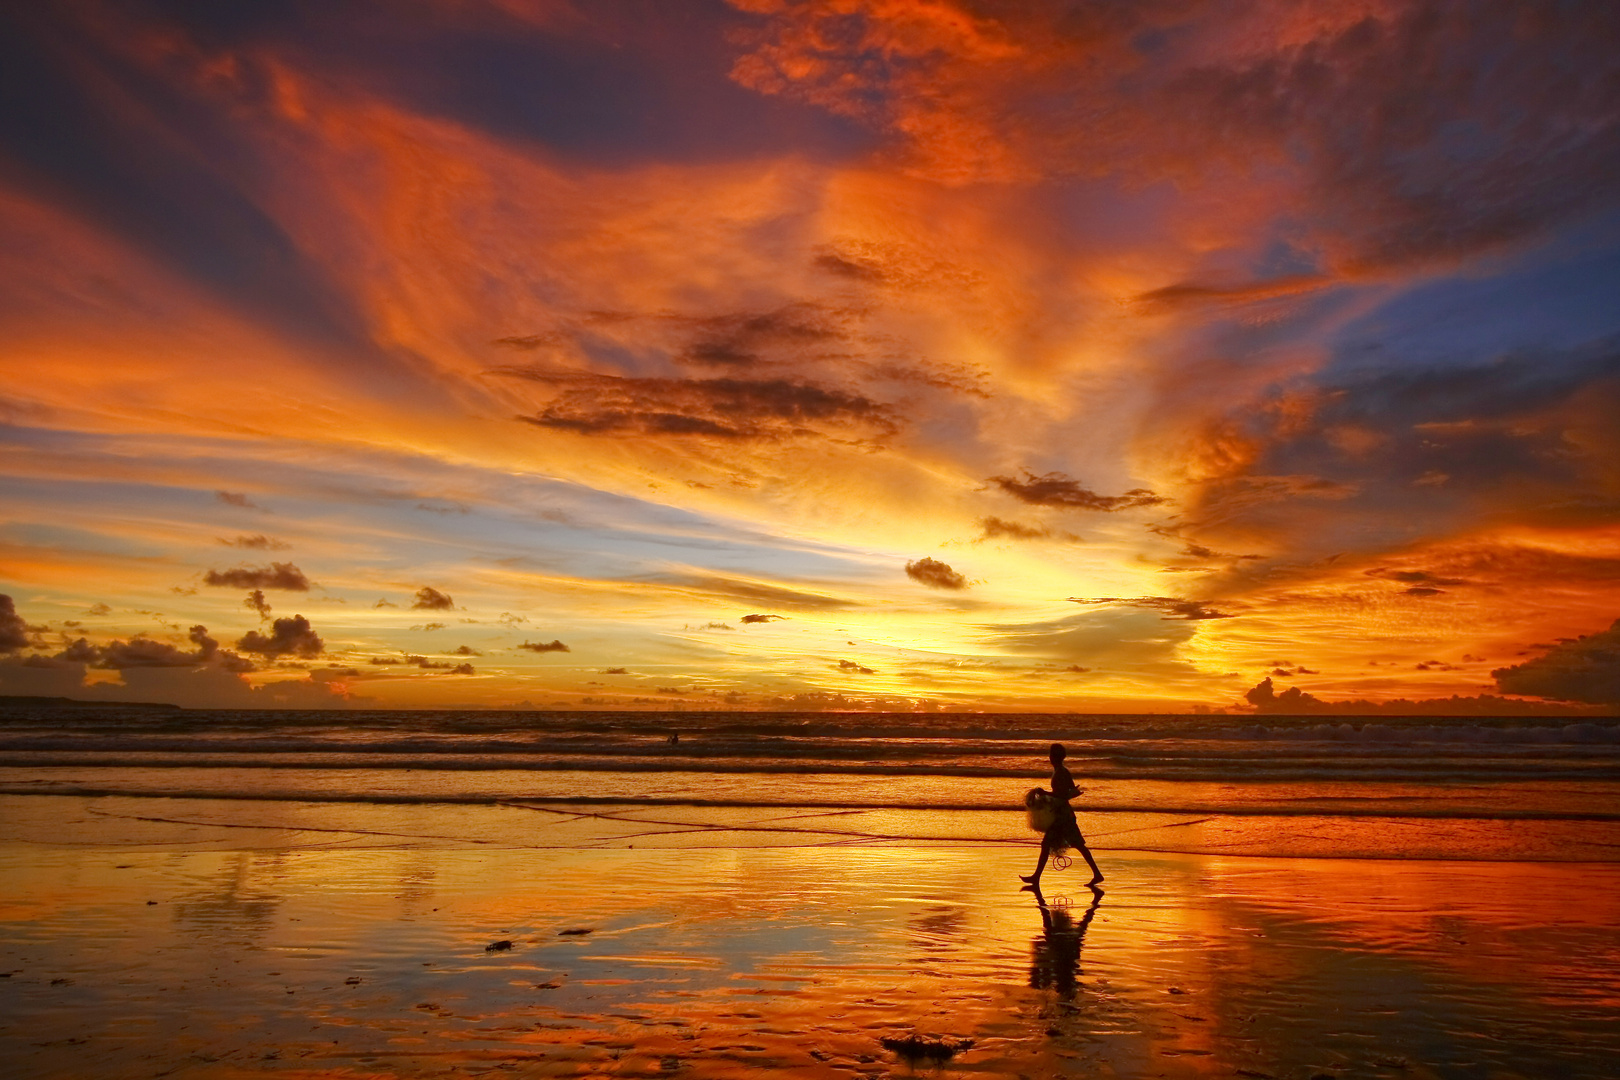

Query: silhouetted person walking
[1021,742,1103,888]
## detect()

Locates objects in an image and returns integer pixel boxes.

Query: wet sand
[4,797,1620,1078]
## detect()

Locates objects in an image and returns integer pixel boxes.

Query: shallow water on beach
[3,843,1620,1079]
[3,707,1619,1076]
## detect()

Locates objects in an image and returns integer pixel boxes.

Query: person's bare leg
[1075,839,1103,886]
[1021,838,1052,886]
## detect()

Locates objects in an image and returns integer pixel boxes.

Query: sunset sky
[1,0,1618,711]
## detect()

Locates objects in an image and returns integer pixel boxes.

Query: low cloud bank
[1492,619,1620,706]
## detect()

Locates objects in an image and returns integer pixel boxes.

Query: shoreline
[6,785,1620,821]
[4,792,1617,863]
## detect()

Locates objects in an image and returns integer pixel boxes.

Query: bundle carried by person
[1025,788,1058,835]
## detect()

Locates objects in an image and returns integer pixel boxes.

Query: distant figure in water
[668,733,680,746]
[1021,742,1103,889]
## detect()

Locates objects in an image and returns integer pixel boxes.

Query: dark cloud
[506,369,899,442]
[739,613,786,624]
[698,622,734,631]
[1493,619,1620,706]
[1067,596,1234,620]
[180,0,873,169]
[1366,569,1472,588]
[412,586,455,610]
[52,624,253,672]
[215,491,260,509]
[374,598,397,608]
[975,516,1079,542]
[677,304,843,369]
[989,471,1164,512]
[218,534,288,550]
[504,302,864,376]
[1146,525,1265,565]
[370,654,476,672]
[1181,341,1620,547]
[412,622,447,632]
[837,659,875,674]
[0,595,27,653]
[684,341,757,366]
[204,562,310,591]
[452,645,481,656]
[519,639,571,653]
[244,589,271,619]
[237,615,324,659]
[978,516,1047,540]
[85,603,112,617]
[733,2,1620,270]
[603,667,629,674]
[492,333,565,351]
[905,557,967,590]
[1242,677,1595,716]
[1132,276,1330,313]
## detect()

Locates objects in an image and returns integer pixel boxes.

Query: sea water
[1,706,1616,860]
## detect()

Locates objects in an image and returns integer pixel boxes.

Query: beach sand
[4,796,1620,1079]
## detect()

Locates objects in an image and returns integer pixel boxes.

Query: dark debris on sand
[485,940,514,952]
[879,1034,973,1062]
[558,928,594,936]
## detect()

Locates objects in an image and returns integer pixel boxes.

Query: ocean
[6,705,1620,1078]
[3,705,1617,861]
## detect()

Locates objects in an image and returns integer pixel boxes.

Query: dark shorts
[1045,805,1085,849]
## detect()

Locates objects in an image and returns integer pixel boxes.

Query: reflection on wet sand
[1029,884,1101,1001]
[3,843,1620,1078]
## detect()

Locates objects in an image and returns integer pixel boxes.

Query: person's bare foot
[1087,875,1104,887]
[1019,873,1040,884]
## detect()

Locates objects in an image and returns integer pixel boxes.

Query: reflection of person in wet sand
[1028,883,1102,1000]
[1021,742,1103,888]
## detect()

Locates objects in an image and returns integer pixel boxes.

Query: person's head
[1049,742,1066,763]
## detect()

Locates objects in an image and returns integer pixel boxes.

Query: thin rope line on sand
[498,800,1217,846]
